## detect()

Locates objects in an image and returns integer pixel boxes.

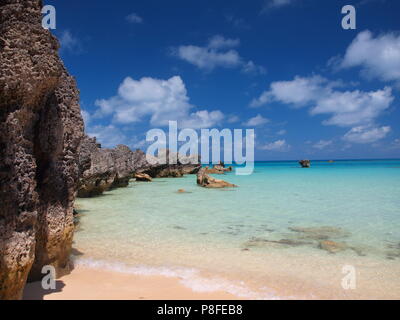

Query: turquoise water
[74,160,400,299]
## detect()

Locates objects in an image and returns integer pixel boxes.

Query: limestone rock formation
[197,167,237,189]
[0,0,84,299]
[135,173,152,182]
[205,162,233,174]
[140,149,201,178]
[299,160,311,168]
[78,142,202,196]
[78,136,146,197]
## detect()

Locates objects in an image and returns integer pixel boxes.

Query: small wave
[72,256,282,300]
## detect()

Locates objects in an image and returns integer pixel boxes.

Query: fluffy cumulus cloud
[243,114,269,127]
[174,35,265,74]
[259,139,290,151]
[94,76,224,129]
[87,124,128,148]
[250,75,394,143]
[339,30,400,83]
[343,126,391,144]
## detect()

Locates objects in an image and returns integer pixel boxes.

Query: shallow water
[74,160,400,299]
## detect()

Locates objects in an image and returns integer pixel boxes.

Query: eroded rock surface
[78,136,147,197]
[140,149,201,178]
[78,143,201,196]
[0,0,84,299]
[135,173,152,182]
[197,167,237,188]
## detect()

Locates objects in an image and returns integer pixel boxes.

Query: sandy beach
[23,266,241,300]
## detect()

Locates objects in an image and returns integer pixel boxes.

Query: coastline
[23,265,241,301]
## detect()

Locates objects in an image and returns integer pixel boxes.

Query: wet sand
[23,266,241,300]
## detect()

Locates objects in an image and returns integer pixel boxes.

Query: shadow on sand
[22,280,66,300]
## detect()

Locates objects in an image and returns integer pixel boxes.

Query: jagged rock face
[78,140,201,196]
[197,167,237,188]
[140,149,201,178]
[78,136,147,197]
[0,0,84,300]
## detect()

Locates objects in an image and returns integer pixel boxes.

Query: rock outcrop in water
[78,136,147,197]
[299,160,311,168]
[0,0,84,300]
[78,140,201,196]
[135,173,152,182]
[140,149,201,178]
[197,167,237,188]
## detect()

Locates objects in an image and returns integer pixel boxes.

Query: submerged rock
[318,240,348,254]
[197,167,237,188]
[243,237,311,249]
[299,160,311,168]
[135,173,152,182]
[289,226,350,239]
[0,0,84,299]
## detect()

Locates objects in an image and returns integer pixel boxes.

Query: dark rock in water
[289,226,350,239]
[173,226,186,230]
[244,237,311,248]
[0,0,84,299]
[135,173,152,182]
[140,149,201,178]
[197,167,237,188]
[206,161,233,174]
[350,246,366,257]
[78,145,201,196]
[318,240,348,254]
[78,136,147,197]
[299,160,311,168]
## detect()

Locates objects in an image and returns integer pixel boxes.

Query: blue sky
[51,0,400,160]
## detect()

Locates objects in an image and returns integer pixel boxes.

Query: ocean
[74,160,400,299]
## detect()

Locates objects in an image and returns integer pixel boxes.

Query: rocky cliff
[78,136,147,197]
[0,0,84,300]
[78,138,202,196]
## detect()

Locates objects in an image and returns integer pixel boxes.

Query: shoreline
[22,252,400,300]
[23,265,242,301]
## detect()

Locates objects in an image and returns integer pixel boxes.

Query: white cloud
[242,61,267,75]
[243,114,269,127]
[59,30,81,53]
[87,125,128,148]
[208,35,240,49]
[277,129,287,136]
[262,0,296,12]
[226,115,240,123]
[391,138,400,149]
[126,13,143,24]
[343,126,391,144]
[340,30,400,83]
[176,45,241,71]
[81,110,90,127]
[251,75,394,128]
[174,35,264,73]
[259,139,290,151]
[313,140,333,150]
[268,0,294,8]
[94,76,224,129]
